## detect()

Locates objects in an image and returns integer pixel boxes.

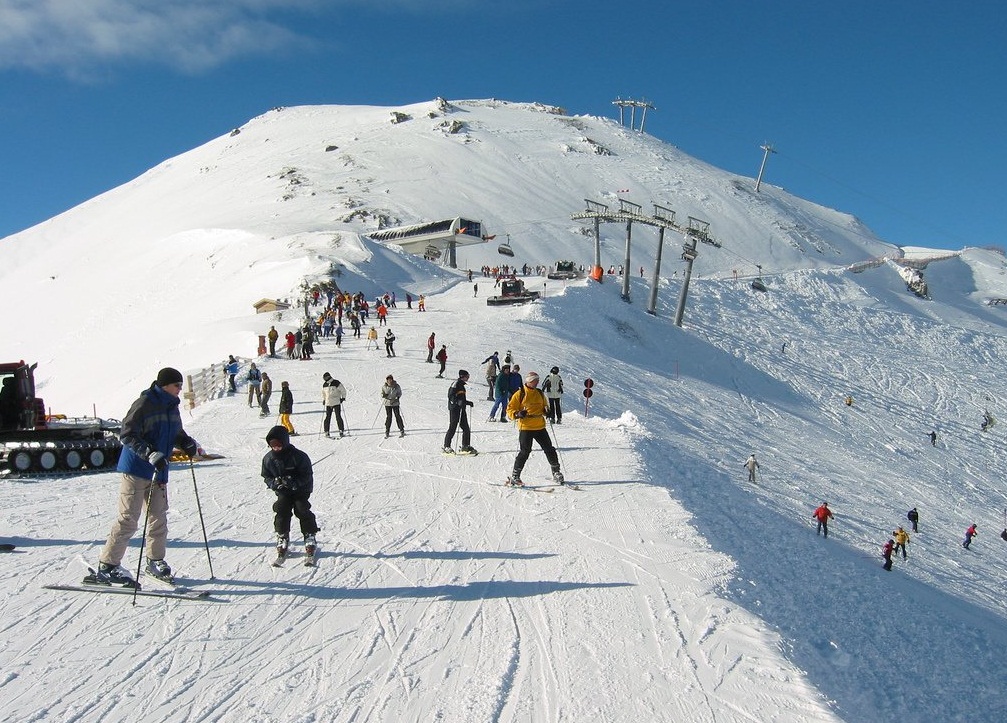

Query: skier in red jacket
[813,502,834,537]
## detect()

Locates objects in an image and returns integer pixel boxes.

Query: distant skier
[981,410,995,432]
[929,430,937,447]
[482,351,501,400]
[279,381,295,435]
[882,539,894,571]
[907,506,919,533]
[488,364,512,422]
[366,326,379,351]
[543,366,564,423]
[261,425,318,561]
[426,332,436,363]
[267,325,279,357]
[381,374,406,438]
[435,344,448,378]
[813,502,834,537]
[963,523,978,549]
[892,526,910,560]
[321,372,347,438]
[506,371,563,486]
[259,372,272,418]
[443,370,476,455]
[246,362,262,408]
[744,453,760,482]
[225,355,239,393]
[384,329,397,357]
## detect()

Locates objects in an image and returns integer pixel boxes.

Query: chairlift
[497,234,515,257]
[423,245,441,261]
[751,264,768,293]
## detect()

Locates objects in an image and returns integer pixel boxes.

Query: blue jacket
[117,383,193,483]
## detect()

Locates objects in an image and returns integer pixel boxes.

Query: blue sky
[1,1,1003,251]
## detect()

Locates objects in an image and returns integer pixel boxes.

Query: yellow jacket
[893,528,910,545]
[507,385,549,430]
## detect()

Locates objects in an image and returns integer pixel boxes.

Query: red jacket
[882,540,894,557]
[813,505,833,522]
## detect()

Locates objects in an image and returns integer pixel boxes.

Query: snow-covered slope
[2,100,1007,722]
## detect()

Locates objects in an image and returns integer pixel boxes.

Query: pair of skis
[272,547,318,568]
[44,567,217,601]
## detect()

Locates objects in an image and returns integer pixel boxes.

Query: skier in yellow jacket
[505,371,564,487]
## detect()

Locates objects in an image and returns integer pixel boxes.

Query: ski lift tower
[646,204,677,315]
[673,216,720,327]
[571,199,611,274]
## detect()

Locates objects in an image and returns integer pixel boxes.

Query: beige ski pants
[99,473,170,566]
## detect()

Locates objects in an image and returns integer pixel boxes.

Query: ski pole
[372,403,384,428]
[189,459,215,579]
[132,474,157,606]
[549,417,566,476]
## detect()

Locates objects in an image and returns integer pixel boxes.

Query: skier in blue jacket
[96,367,199,585]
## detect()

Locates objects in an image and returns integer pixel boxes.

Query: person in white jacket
[744,453,760,482]
[543,366,564,423]
[321,372,347,438]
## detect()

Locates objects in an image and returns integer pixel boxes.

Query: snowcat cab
[486,278,541,306]
[0,361,122,476]
[547,260,582,281]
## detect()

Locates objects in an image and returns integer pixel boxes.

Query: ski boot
[458,446,479,456]
[505,475,524,487]
[551,467,565,486]
[146,558,174,582]
[91,562,139,588]
[304,533,317,558]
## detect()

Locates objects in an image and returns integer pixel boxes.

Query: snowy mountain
[2,99,1007,722]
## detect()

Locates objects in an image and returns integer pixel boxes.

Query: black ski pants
[443,405,470,449]
[324,405,345,434]
[385,405,404,433]
[513,428,560,476]
[273,492,319,537]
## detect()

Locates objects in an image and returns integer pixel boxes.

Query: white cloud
[0,0,322,76]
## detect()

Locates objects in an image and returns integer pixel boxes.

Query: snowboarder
[744,453,760,482]
[261,425,318,560]
[892,526,910,559]
[426,332,436,363]
[279,381,295,435]
[435,344,448,378]
[543,366,564,423]
[381,374,406,438]
[246,362,262,407]
[506,371,564,486]
[259,372,272,418]
[95,367,200,585]
[929,430,937,447]
[812,502,833,537]
[384,329,396,357]
[882,539,894,571]
[321,372,347,438]
[443,370,476,455]
[963,523,978,549]
[907,507,919,533]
